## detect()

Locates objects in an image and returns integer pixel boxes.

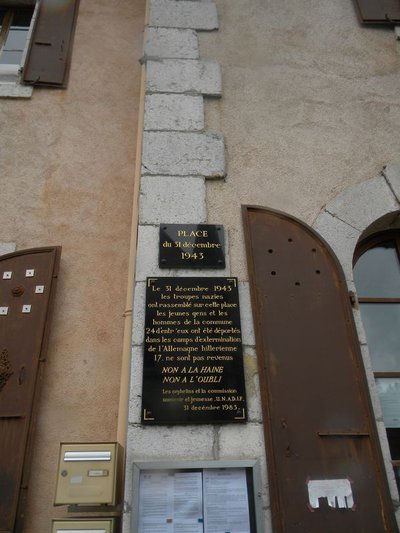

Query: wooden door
[0,247,61,533]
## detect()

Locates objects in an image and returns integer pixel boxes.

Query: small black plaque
[142,277,247,424]
[159,224,225,269]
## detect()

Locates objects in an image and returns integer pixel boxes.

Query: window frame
[354,230,400,378]
[354,230,400,481]
[0,1,37,98]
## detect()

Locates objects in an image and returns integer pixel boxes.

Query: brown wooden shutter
[0,246,61,533]
[353,0,400,23]
[23,0,80,87]
[242,206,398,533]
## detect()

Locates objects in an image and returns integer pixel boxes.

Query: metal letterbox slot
[25,269,35,277]
[57,530,106,533]
[64,451,112,462]
[51,518,115,533]
[2,271,12,279]
[0,307,8,315]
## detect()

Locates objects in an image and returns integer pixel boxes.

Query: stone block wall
[122,0,267,531]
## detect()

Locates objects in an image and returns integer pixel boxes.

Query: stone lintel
[144,94,204,131]
[139,175,207,224]
[146,59,222,97]
[144,27,199,59]
[149,0,219,30]
[142,131,225,178]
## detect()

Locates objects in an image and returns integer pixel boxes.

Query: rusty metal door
[242,206,398,533]
[0,247,61,533]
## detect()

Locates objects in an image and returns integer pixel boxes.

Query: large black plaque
[142,277,247,424]
[159,224,225,269]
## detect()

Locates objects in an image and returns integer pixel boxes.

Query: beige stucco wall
[0,0,145,530]
[200,0,400,280]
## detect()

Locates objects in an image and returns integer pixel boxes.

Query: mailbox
[51,518,116,533]
[54,443,121,505]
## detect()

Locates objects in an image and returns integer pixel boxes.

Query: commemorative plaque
[159,224,225,269]
[142,277,247,424]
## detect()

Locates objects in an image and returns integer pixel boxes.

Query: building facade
[123,0,400,531]
[1,0,400,531]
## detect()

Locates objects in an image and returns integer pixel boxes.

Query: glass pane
[354,241,400,297]
[4,28,29,51]
[0,8,7,25]
[0,50,23,65]
[376,379,400,427]
[12,7,34,28]
[359,303,400,371]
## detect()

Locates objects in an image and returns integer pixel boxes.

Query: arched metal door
[242,206,397,533]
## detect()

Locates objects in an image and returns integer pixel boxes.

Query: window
[354,231,400,488]
[0,4,36,96]
[0,0,80,97]
[0,6,34,70]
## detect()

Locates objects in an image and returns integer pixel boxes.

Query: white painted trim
[0,81,32,97]
[0,1,38,98]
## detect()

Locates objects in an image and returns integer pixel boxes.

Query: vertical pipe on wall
[116,0,149,453]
